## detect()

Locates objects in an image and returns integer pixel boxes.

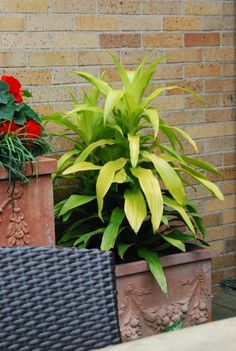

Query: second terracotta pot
[116,249,214,341]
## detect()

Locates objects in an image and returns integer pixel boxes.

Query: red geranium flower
[1,75,23,103]
[24,120,42,139]
[0,121,19,135]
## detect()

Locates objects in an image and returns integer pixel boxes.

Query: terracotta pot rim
[115,249,215,277]
[0,156,57,180]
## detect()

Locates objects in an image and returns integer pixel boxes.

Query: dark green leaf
[138,248,168,294]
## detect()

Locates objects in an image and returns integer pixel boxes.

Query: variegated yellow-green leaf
[142,151,186,206]
[110,53,131,90]
[113,168,127,183]
[124,188,147,233]
[63,161,102,175]
[144,108,159,137]
[161,234,186,252]
[101,207,125,250]
[57,149,80,172]
[128,134,140,168]
[177,168,224,201]
[164,125,198,153]
[74,71,111,95]
[64,104,103,118]
[141,86,181,108]
[59,195,96,216]
[104,90,124,123]
[96,158,127,219]
[132,167,163,233]
[75,139,114,163]
[163,196,196,235]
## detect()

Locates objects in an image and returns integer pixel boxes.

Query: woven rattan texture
[0,247,121,351]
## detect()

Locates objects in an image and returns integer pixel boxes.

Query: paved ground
[212,287,236,321]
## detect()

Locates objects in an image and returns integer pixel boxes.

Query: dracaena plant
[0,75,50,184]
[44,55,223,294]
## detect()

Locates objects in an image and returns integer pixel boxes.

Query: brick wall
[0,0,235,291]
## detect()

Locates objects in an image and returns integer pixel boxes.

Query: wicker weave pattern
[0,247,121,351]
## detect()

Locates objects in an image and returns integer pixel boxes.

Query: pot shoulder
[115,249,215,277]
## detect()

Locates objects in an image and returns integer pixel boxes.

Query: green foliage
[45,55,223,294]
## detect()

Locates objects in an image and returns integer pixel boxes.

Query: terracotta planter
[116,249,215,341]
[0,157,57,246]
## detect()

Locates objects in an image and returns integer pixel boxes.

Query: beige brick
[184,1,223,15]
[167,48,202,63]
[154,64,183,80]
[143,1,181,15]
[205,136,236,152]
[212,253,236,269]
[185,33,220,47]
[119,15,162,31]
[0,0,48,12]
[221,32,236,46]
[223,93,236,107]
[33,104,54,117]
[225,238,236,253]
[51,0,96,13]
[166,80,203,95]
[52,67,98,84]
[100,33,141,48]
[225,267,236,279]
[99,0,141,14]
[99,67,121,82]
[185,121,235,139]
[184,64,221,78]
[205,109,236,123]
[222,209,236,224]
[208,224,236,241]
[212,270,225,285]
[223,63,236,76]
[203,48,235,62]
[0,51,25,67]
[154,95,185,111]
[2,33,50,49]
[223,180,236,195]
[27,15,74,31]
[223,151,236,167]
[30,85,76,103]
[78,50,117,66]
[202,195,235,213]
[202,16,236,30]
[223,1,236,16]
[121,50,163,65]
[221,166,236,181]
[164,110,205,126]
[51,33,97,49]
[164,17,201,31]
[29,51,75,67]
[210,241,225,255]
[76,15,118,31]
[0,16,24,31]
[205,79,236,93]
[49,136,76,153]
[203,213,222,228]
[7,70,51,85]
[143,33,183,47]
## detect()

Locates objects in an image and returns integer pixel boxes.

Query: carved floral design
[119,269,209,342]
[0,184,30,246]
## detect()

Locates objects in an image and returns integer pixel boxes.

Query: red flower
[0,121,18,135]
[1,75,23,103]
[24,120,42,139]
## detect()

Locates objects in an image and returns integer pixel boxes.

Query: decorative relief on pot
[0,184,30,246]
[118,269,209,342]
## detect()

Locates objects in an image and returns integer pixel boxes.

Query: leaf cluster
[45,55,223,294]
